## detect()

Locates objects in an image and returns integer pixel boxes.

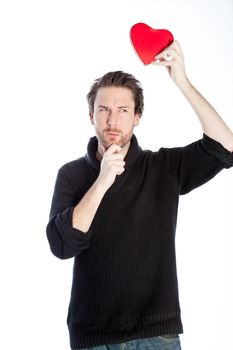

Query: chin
[96,130,133,149]
[104,141,122,149]
[102,136,122,147]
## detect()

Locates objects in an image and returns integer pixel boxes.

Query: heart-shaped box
[130,23,174,65]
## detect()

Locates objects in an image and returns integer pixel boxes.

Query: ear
[89,113,94,125]
[134,113,141,126]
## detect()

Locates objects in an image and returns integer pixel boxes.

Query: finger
[173,40,182,53]
[154,50,166,60]
[105,153,125,162]
[110,160,126,168]
[155,47,177,60]
[154,51,171,61]
[154,44,173,59]
[152,59,174,66]
[115,166,125,175]
[104,143,122,155]
[168,41,182,53]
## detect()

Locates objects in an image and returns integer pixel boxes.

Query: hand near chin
[97,144,126,190]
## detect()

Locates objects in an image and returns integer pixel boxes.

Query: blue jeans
[75,334,181,350]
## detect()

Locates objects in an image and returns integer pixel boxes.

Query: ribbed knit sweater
[46,133,233,349]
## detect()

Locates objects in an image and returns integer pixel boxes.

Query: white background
[0,0,232,349]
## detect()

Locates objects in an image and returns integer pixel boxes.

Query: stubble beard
[95,126,134,150]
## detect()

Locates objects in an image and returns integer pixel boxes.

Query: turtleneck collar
[85,134,143,171]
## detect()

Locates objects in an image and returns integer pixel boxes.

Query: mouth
[106,132,119,136]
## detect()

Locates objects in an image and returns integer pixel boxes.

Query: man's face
[90,87,141,149]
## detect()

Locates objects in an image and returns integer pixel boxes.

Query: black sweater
[46,134,233,349]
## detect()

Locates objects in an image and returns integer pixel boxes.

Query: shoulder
[58,157,90,181]
[139,148,167,169]
[59,157,86,173]
[55,156,94,194]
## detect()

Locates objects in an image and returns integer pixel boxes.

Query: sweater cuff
[201,133,233,169]
[55,207,92,249]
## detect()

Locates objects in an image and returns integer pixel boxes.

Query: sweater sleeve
[159,133,233,195]
[46,167,92,259]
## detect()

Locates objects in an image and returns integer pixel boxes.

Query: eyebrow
[97,105,131,109]
[97,105,109,109]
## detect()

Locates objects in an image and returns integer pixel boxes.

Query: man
[46,41,233,350]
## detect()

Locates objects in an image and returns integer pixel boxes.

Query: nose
[107,111,118,128]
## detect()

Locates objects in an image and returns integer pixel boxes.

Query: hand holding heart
[130,23,188,86]
[152,40,188,86]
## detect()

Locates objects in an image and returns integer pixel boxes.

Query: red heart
[130,23,174,65]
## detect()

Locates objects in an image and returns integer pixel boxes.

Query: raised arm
[152,40,233,152]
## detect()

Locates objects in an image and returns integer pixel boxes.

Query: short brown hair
[87,71,144,116]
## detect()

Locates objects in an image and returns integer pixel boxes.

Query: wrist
[175,76,191,90]
[94,176,110,193]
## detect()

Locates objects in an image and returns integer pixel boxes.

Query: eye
[119,108,128,113]
[98,107,109,112]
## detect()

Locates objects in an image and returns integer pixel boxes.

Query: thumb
[104,144,122,155]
